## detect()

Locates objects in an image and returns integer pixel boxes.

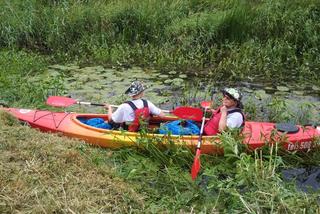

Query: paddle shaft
[77,101,116,108]
[196,109,207,149]
[47,96,188,115]
[77,101,172,113]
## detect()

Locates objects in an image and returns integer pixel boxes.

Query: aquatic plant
[0,50,66,107]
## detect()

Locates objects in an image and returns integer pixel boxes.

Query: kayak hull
[2,108,320,154]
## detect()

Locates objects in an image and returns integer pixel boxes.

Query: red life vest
[204,106,245,135]
[126,99,150,132]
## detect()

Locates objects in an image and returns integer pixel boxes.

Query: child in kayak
[204,88,245,135]
[104,81,165,131]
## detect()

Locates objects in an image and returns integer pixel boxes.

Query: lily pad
[68,65,80,70]
[171,78,184,87]
[254,90,269,100]
[158,74,169,79]
[179,74,188,79]
[48,65,70,71]
[312,85,320,91]
[164,79,173,84]
[276,86,290,92]
[292,91,304,96]
[243,87,254,93]
[264,86,276,93]
[274,91,290,96]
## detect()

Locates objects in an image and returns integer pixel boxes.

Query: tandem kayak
[2,107,320,154]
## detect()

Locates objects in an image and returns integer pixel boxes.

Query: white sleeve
[147,101,162,115]
[111,104,126,123]
[226,112,243,128]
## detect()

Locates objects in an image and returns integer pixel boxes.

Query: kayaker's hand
[104,104,110,109]
[220,106,228,114]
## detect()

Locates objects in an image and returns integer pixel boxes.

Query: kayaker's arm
[218,106,228,132]
[158,110,165,118]
[104,104,113,122]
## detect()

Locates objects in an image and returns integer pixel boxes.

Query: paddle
[46,96,203,121]
[191,101,211,180]
[200,101,212,109]
[46,96,118,108]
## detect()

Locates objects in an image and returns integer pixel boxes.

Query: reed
[0,0,319,82]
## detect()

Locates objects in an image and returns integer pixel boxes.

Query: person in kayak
[104,81,165,131]
[204,88,245,135]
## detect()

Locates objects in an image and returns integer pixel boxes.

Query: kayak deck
[2,108,320,154]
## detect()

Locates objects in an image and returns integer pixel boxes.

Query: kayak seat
[275,123,299,134]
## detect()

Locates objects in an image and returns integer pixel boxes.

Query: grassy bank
[1,110,320,213]
[1,0,320,212]
[0,0,319,83]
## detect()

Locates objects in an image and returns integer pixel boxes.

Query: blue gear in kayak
[159,120,200,135]
[81,118,112,129]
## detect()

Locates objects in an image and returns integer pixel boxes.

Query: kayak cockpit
[74,114,177,132]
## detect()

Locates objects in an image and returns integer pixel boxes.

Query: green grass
[0,0,319,83]
[1,111,319,212]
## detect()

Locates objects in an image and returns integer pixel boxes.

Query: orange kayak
[2,107,320,154]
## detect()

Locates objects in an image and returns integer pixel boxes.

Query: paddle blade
[191,149,201,180]
[46,96,77,107]
[172,107,203,121]
[201,101,212,109]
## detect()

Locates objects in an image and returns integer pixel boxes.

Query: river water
[43,64,320,124]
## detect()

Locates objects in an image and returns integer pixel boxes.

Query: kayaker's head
[221,88,243,109]
[125,81,146,99]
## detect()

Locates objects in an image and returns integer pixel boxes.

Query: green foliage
[294,102,316,125]
[0,50,65,107]
[264,97,316,124]
[0,0,319,83]
[199,134,320,213]
[244,97,259,121]
[267,97,293,122]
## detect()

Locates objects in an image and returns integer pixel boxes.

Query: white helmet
[222,88,242,102]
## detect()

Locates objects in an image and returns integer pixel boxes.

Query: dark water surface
[43,65,320,123]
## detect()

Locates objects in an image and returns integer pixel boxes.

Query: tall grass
[0,50,65,107]
[0,0,319,82]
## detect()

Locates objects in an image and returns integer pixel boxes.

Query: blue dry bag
[159,120,200,135]
[84,118,112,129]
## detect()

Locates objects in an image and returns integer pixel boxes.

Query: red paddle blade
[201,101,212,109]
[172,107,203,121]
[191,149,201,180]
[46,96,77,107]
